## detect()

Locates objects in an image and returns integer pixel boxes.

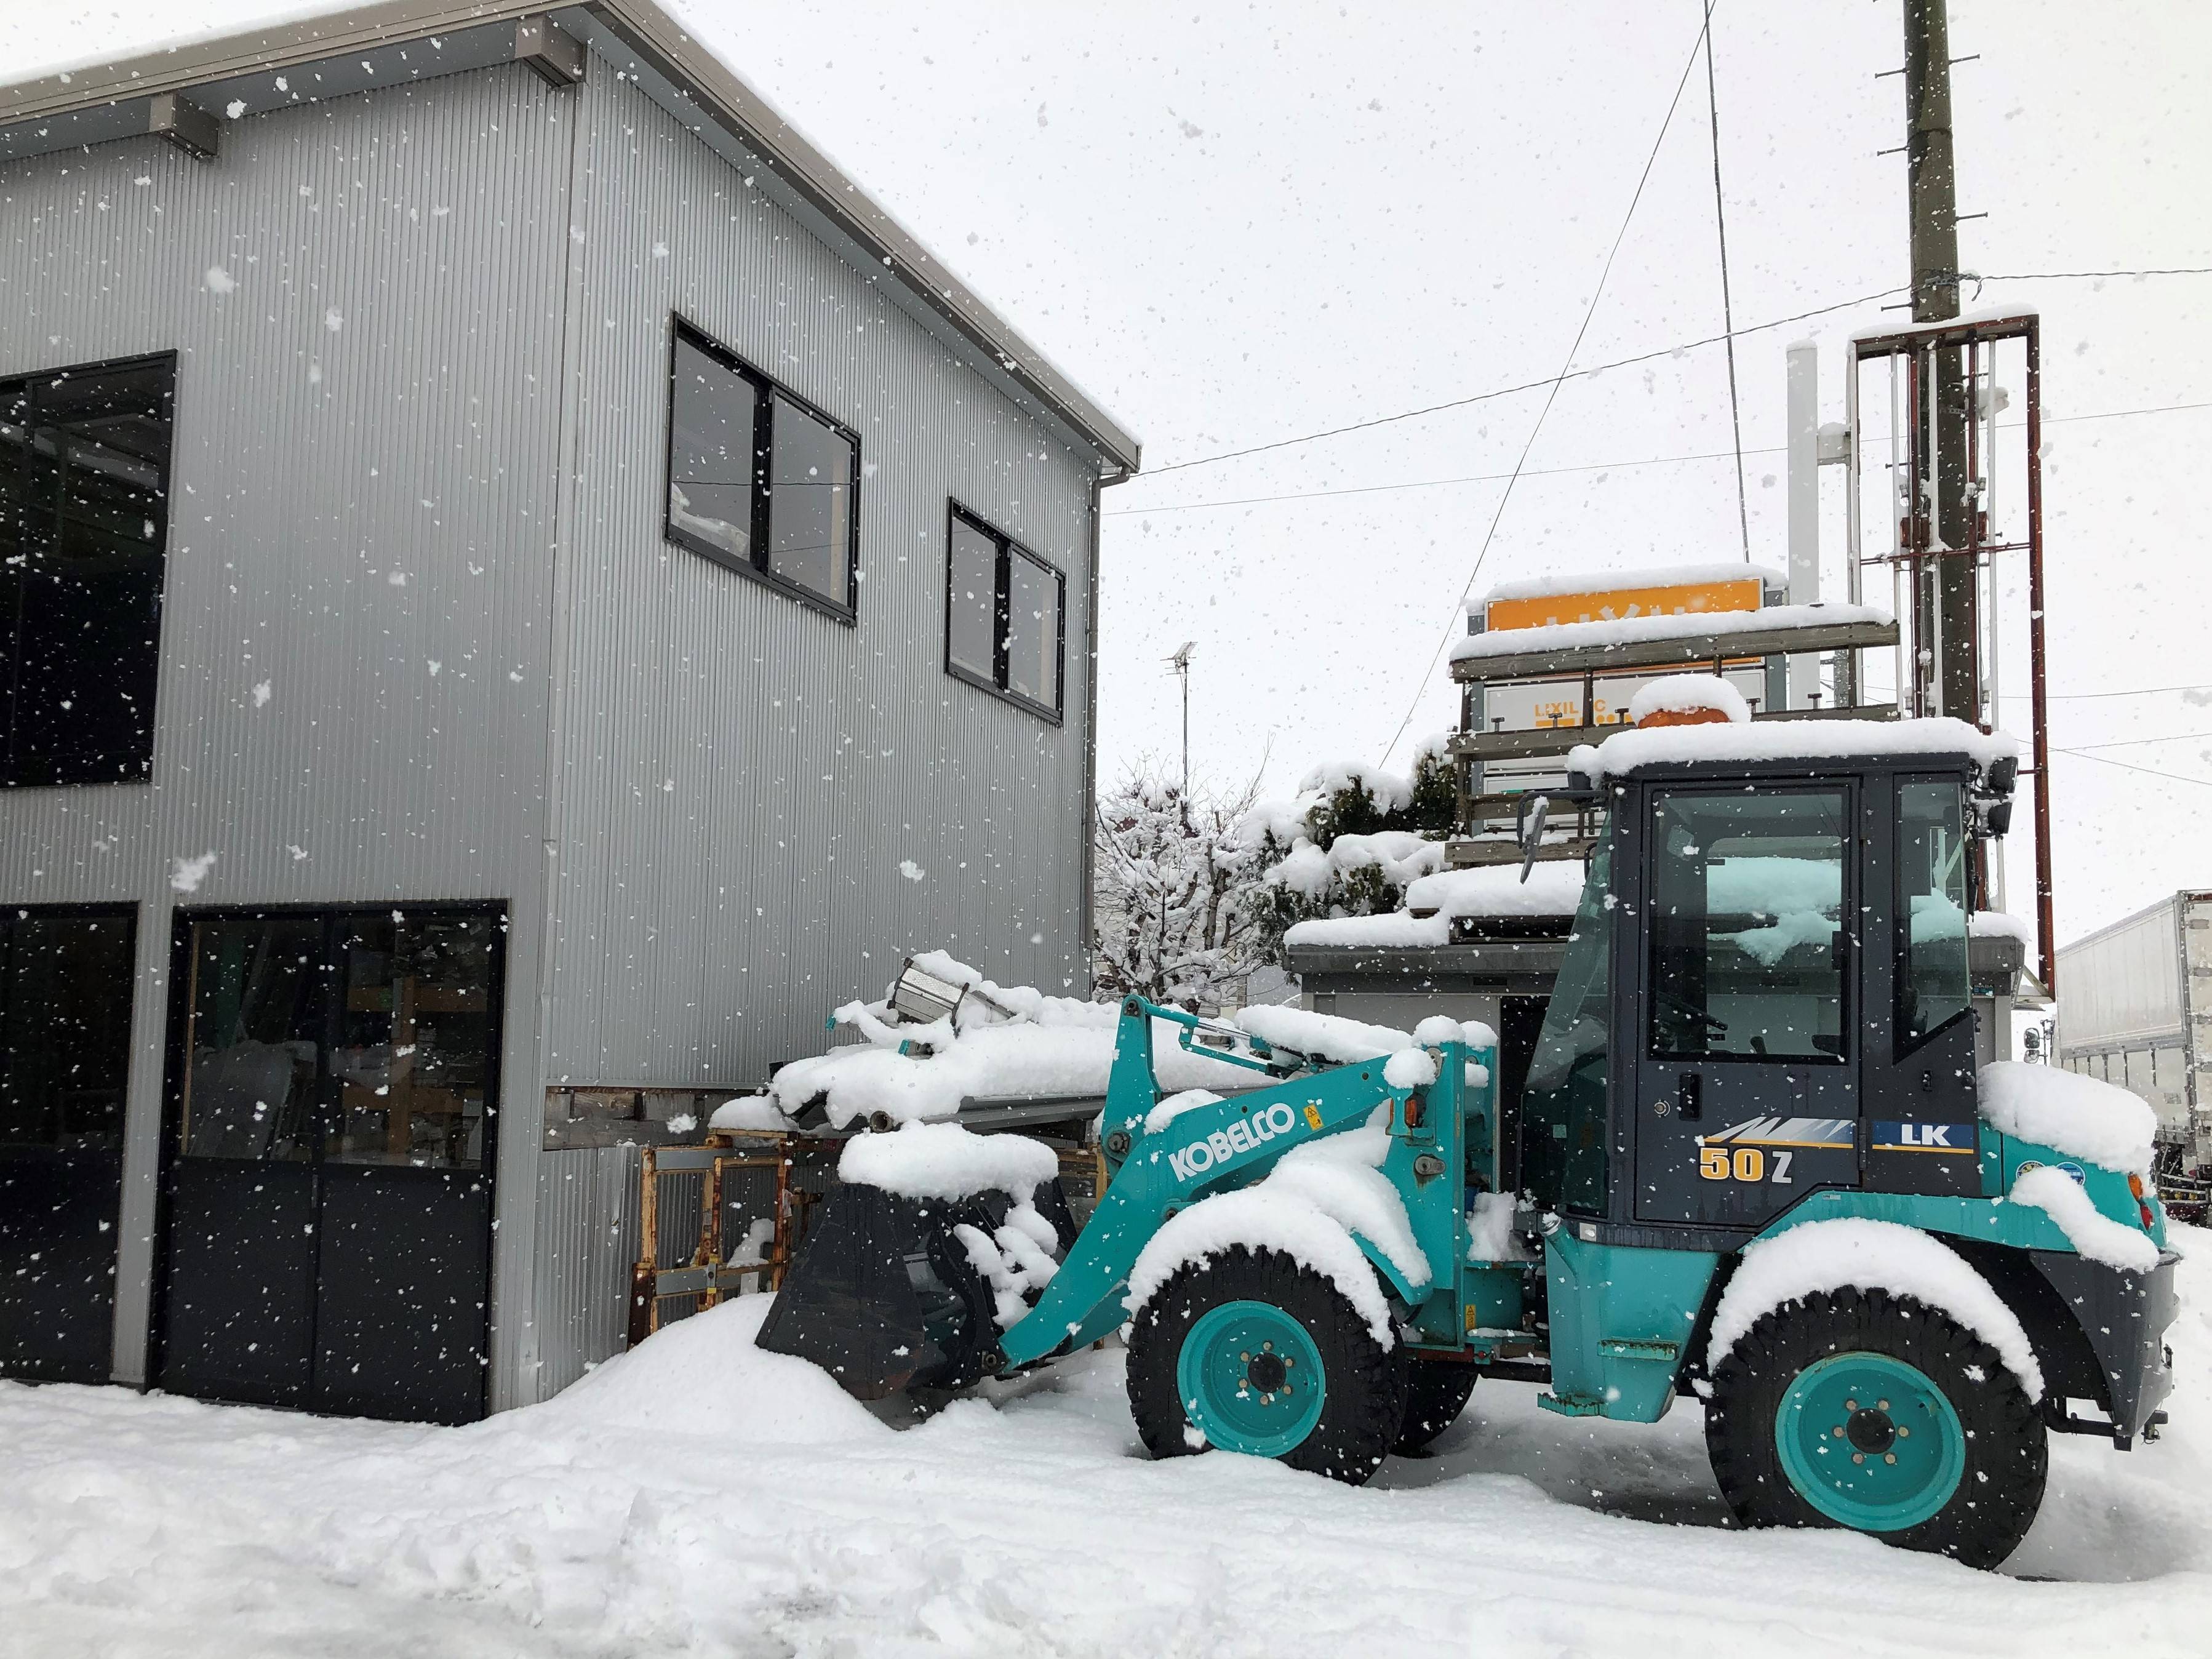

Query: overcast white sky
[9,1,2211,941]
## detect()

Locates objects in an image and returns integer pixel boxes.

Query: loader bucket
[754,1177,1075,1399]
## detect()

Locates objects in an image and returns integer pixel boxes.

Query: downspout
[1080,460,1132,994]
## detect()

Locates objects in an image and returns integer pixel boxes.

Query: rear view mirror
[1516,793,1551,884]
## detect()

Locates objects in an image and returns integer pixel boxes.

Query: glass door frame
[150,900,506,1416]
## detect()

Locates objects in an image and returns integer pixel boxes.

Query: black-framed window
[665,320,859,620]
[943,503,1065,719]
[0,354,174,787]
[1895,777,1970,1054]
[1646,786,1848,1063]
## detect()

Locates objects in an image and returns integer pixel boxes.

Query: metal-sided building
[0,2,1136,1424]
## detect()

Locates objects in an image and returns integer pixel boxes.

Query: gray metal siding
[530,1144,639,1397]
[0,63,574,1403]
[540,66,1099,1093]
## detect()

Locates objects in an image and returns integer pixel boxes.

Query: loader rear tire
[1393,1360,1478,1455]
[1127,1247,1408,1485]
[1704,1286,2047,1570]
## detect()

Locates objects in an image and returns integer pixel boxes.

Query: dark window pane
[0,913,134,1153]
[947,518,998,678]
[667,335,759,564]
[766,395,853,605]
[1647,790,1847,1062]
[1005,550,1059,706]
[0,358,170,786]
[180,917,325,1162]
[327,913,495,1170]
[1896,779,1970,1051]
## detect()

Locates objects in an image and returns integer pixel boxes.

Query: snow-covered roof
[0,0,1139,474]
[1471,562,1784,611]
[1567,716,2016,778]
[1450,601,1891,664]
[1282,861,1585,949]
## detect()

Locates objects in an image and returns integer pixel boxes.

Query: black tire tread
[1126,1245,1408,1484]
[1704,1285,2048,1569]
[1394,1361,1479,1454]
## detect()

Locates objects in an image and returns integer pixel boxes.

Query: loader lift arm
[997,997,1479,1369]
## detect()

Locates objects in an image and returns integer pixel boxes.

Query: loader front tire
[1393,1360,1478,1455]
[1127,1247,1408,1485]
[1704,1286,2047,1569]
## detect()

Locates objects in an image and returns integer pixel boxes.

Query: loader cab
[1520,745,1998,1244]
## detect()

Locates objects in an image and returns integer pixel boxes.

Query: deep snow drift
[2,1228,2208,1657]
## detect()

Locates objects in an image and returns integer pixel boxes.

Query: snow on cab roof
[1450,600,1891,663]
[1469,561,1785,612]
[1568,715,2017,778]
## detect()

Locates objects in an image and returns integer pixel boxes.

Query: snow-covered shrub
[1239,735,1458,961]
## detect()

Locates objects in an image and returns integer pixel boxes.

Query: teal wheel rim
[1176,1299,1327,1457]
[1774,1351,1965,1532]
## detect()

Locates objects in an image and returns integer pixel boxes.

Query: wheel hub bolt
[1885,1453,1898,1465]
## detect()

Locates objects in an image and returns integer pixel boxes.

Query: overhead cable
[1375,5,1723,769]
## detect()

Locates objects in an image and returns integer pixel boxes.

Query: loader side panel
[1540,1230,1720,1422]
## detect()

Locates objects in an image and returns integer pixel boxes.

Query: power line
[1136,288,1903,481]
[2003,679,2212,702]
[1132,265,2212,481]
[1701,0,1751,561]
[1109,398,2212,517]
[1376,6,1722,770]
[2059,729,2212,753]
[2050,747,2212,789]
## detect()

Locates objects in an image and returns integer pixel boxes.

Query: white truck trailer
[2056,889,2212,1214]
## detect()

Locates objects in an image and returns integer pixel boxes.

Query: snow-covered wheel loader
[759,714,2178,1569]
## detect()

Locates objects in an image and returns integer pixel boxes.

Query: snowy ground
[6,1233,2210,1658]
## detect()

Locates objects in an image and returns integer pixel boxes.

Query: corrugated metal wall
[0,64,575,1402]
[531,1144,639,1397]
[0,39,1107,1411]
[541,66,1101,1093]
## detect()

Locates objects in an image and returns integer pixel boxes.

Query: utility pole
[1903,0,1978,719]
[1167,642,1196,798]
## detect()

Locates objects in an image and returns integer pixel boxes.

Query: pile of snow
[1232,1004,1413,1065]
[1569,715,2016,778]
[1264,830,1446,900]
[955,1207,1064,1327]
[1706,1218,2045,1400]
[1382,1049,1438,1090]
[1127,1116,1429,1346]
[1413,1014,1498,1050]
[1466,1189,1534,1263]
[2011,1165,2160,1273]
[838,1121,1059,1201]
[536,1296,879,1440]
[1979,1061,2157,1176]
[709,952,1256,1129]
[1284,861,1584,950]
[1970,908,2035,943]
[1625,673,1751,725]
[1144,1087,1223,1133]
[1451,600,1890,664]
[1405,861,1587,920]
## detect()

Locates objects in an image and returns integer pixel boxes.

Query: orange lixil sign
[1485,575,1765,634]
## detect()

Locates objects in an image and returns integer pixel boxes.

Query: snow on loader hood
[1978,1060,2158,1177]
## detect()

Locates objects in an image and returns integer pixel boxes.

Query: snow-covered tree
[1092,766,1271,1007]
[1240,735,1459,960]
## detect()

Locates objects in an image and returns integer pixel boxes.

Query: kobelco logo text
[1167,1102,1300,1182]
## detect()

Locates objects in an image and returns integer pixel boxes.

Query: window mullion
[749,375,772,574]
[993,539,1012,690]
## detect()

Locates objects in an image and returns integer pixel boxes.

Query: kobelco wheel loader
[759,716,2178,1569]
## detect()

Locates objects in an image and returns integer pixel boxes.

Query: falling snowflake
[252,681,271,707]
[170,851,218,893]
[204,265,237,294]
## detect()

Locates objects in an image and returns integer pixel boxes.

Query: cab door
[1632,782,1860,1227]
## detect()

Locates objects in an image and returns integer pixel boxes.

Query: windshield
[1521,834,1611,1215]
